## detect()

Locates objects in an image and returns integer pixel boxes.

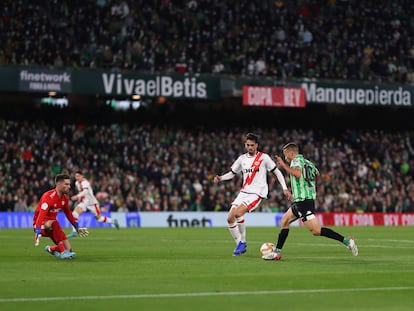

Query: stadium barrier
[1,212,414,229]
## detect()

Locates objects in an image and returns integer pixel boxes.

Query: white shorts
[77,202,101,217]
[231,192,262,212]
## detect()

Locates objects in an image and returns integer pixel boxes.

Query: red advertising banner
[299,213,414,226]
[242,86,306,107]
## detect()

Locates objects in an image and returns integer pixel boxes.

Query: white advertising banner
[120,212,297,228]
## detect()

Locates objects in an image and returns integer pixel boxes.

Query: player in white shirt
[67,171,119,238]
[213,133,291,256]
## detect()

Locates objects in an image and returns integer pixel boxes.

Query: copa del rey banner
[306,213,414,226]
[243,86,306,107]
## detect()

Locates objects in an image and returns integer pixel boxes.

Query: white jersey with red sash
[231,152,277,198]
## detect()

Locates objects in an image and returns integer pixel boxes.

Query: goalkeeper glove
[78,227,89,238]
[34,227,41,246]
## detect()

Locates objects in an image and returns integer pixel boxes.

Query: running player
[213,133,291,256]
[67,171,119,238]
[264,142,358,260]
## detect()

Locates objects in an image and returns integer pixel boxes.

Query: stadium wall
[1,212,414,229]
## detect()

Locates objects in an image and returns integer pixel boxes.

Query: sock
[236,216,246,242]
[321,227,345,243]
[342,236,350,245]
[228,222,240,244]
[98,216,112,224]
[276,228,290,250]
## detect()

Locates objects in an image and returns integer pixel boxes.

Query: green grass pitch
[1,226,413,311]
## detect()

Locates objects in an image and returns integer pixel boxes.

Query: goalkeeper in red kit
[33,173,80,259]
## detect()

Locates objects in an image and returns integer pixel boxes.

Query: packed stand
[1,0,414,84]
[0,119,413,213]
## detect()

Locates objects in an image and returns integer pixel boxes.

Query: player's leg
[233,203,249,256]
[90,204,119,229]
[304,218,358,256]
[227,205,240,245]
[46,220,76,259]
[67,205,84,238]
[233,194,262,256]
[274,208,297,256]
[263,206,298,260]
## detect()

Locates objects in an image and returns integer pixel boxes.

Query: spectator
[13,196,28,212]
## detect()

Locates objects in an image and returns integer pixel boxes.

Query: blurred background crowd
[1,119,413,213]
[1,0,414,83]
[1,0,414,214]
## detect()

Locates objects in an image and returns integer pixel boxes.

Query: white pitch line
[1,287,414,303]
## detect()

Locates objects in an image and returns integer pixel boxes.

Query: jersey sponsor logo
[243,152,263,187]
[50,209,60,213]
[243,167,259,174]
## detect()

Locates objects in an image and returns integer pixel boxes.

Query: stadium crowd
[1,0,414,214]
[1,118,413,213]
[1,0,414,83]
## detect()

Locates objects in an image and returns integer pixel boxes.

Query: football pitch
[1,226,413,311]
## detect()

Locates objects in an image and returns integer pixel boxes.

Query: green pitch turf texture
[1,226,413,311]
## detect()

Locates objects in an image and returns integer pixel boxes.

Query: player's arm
[71,188,88,201]
[62,201,79,230]
[213,171,236,184]
[34,202,49,246]
[270,166,292,200]
[275,155,301,178]
[270,167,288,190]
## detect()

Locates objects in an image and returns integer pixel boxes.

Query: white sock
[98,215,112,224]
[236,216,246,242]
[228,222,240,244]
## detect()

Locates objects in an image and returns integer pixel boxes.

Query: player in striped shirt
[213,133,291,256]
[263,142,358,260]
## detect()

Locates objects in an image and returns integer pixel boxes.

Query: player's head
[282,142,299,162]
[74,170,84,182]
[55,173,71,195]
[245,132,259,143]
[245,133,259,155]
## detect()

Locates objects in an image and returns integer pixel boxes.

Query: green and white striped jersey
[289,154,319,202]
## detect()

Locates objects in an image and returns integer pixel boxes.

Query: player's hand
[275,155,286,168]
[213,175,221,184]
[78,227,89,238]
[283,189,292,201]
[34,227,42,246]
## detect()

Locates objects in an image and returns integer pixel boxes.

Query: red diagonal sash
[242,152,263,188]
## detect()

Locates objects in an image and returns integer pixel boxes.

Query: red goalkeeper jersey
[33,189,76,228]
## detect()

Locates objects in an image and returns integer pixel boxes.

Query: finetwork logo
[19,70,72,92]
[101,73,208,98]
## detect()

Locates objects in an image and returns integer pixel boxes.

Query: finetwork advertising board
[1,212,414,229]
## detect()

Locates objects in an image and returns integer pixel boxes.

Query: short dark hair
[55,173,70,184]
[245,132,259,143]
[282,142,299,152]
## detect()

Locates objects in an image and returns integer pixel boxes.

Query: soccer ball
[260,242,275,257]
